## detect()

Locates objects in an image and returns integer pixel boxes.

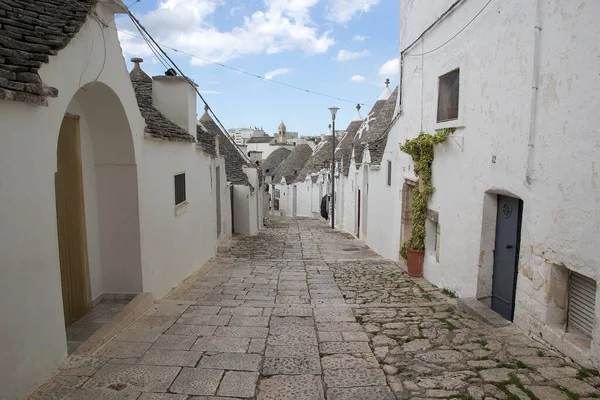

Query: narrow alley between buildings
[31,217,600,400]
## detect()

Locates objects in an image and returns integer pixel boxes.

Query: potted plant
[400,129,452,277]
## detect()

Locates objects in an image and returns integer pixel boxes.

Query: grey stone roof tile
[294,136,334,183]
[129,65,195,143]
[0,0,99,105]
[362,86,398,165]
[336,119,363,176]
[246,136,273,144]
[201,111,253,188]
[196,121,217,156]
[272,143,312,184]
[263,147,291,176]
[352,99,387,167]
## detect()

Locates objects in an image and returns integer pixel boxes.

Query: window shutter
[568,271,597,337]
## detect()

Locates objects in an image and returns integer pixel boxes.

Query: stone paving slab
[150,334,197,350]
[197,353,262,371]
[83,364,180,392]
[137,349,202,367]
[262,356,322,375]
[216,371,259,398]
[29,217,600,400]
[192,336,250,353]
[169,368,224,396]
[326,386,395,400]
[257,374,325,400]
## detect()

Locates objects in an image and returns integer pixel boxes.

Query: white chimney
[152,75,197,135]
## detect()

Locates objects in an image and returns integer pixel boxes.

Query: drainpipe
[525,0,542,185]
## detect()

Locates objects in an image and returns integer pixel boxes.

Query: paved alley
[31,217,599,400]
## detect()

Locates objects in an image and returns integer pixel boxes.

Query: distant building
[227,127,268,146]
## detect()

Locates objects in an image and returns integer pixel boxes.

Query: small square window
[386,160,392,187]
[174,173,186,205]
[437,69,460,122]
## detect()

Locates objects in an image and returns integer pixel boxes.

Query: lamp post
[328,107,339,229]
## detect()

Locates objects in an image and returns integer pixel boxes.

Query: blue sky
[116,0,399,136]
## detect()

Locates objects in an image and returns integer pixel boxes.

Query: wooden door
[400,181,415,250]
[55,115,91,326]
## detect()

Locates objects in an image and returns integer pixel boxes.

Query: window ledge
[175,201,189,216]
[435,120,464,130]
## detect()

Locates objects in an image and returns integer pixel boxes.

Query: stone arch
[55,81,142,334]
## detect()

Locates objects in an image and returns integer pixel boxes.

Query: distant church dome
[279,121,286,132]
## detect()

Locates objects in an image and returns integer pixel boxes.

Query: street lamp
[328,107,339,229]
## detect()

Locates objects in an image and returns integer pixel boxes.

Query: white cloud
[264,68,292,80]
[229,5,244,16]
[335,49,368,61]
[350,75,365,82]
[117,0,334,65]
[353,35,366,41]
[326,0,380,24]
[378,58,399,77]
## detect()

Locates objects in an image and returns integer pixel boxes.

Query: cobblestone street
[32,217,600,400]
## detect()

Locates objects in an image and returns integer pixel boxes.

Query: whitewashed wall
[245,142,294,160]
[137,141,217,297]
[341,167,359,236]
[365,159,403,260]
[0,4,145,398]
[295,181,313,217]
[390,0,600,367]
[231,168,262,235]
[0,3,226,397]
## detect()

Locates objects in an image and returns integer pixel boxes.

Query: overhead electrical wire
[114,28,366,106]
[70,0,367,106]
[125,10,253,162]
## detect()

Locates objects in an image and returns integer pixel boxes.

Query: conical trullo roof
[272,143,313,184]
[263,147,291,176]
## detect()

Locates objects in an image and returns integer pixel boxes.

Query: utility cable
[126,11,252,162]
[111,28,366,106]
[405,0,492,56]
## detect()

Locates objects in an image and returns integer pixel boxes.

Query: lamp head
[328,107,340,120]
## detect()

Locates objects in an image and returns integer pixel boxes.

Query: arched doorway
[55,82,142,336]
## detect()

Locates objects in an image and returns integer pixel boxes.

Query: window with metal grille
[437,69,460,122]
[387,160,392,187]
[174,173,186,206]
[568,271,597,337]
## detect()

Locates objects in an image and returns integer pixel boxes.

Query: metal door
[230,185,235,233]
[491,195,522,320]
[357,189,361,238]
[216,166,221,236]
[293,185,297,216]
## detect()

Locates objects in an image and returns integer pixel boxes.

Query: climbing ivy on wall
[400,128,455,259]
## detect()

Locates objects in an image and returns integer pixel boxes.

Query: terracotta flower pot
[406,249,424,277]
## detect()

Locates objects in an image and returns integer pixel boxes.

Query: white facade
[228,127,267,145]
[0,3,232,398]
[246,142,294,160]
[231,167,263,235]
[362,0,600,369]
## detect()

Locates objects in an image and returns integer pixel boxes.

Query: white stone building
[210,114,264,235]
[293,135,338,220]
[271,143,313,216]
[358,0,600,369]
[228,126,267,146]
[0,1,234,397]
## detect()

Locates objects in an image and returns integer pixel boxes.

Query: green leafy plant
[399,129,454,258]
